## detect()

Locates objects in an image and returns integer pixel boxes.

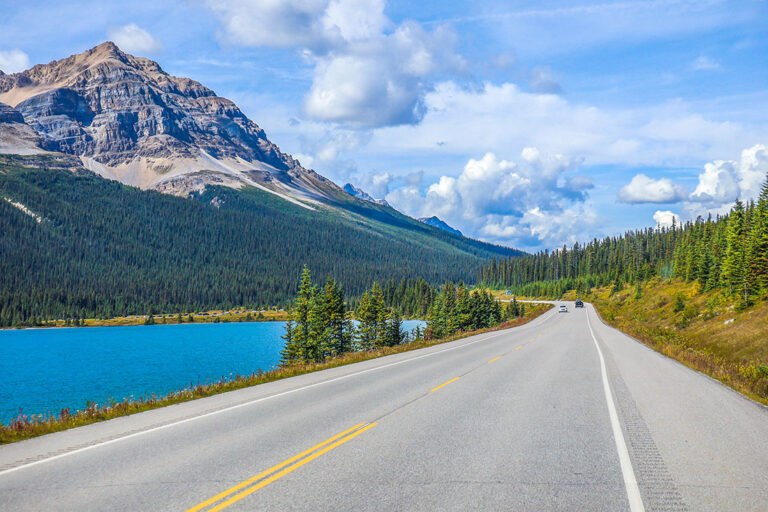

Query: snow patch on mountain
[343,183,390,207]
[418,216,463,236]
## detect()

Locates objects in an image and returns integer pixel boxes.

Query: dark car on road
[575,299,584,308]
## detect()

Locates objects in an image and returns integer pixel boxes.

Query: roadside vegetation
[280,266,530,365]
[0,283,549,444]
[481,172,768,405]
[574,279,768,405]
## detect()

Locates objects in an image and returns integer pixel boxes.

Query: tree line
[426,282,526,339]
[480,174,768,308]
[280,268,527,366]
[280,267,420,365]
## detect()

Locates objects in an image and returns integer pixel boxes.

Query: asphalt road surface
[2,303,767,511]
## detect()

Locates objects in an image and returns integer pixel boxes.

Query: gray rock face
[343,183,391,207]
[0,102,44,154]
[0,103,24,123]
[0,42,296,171]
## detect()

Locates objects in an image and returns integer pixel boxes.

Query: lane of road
[1,303,767,510]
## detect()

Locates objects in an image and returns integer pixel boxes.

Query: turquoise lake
[0,320,426,424]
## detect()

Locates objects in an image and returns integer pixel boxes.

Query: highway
[1,303,768,511]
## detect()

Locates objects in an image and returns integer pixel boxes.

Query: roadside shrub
[673,293,686,313]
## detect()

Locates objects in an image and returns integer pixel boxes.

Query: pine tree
[722,200,749,304]
[356,284,385,350]
[292,266,316,359]
[280,313,300,365]
[427,293,446,339]
[306,292,329,362]
[383,309,404,347]
[370,282,387,347]
[748,174,768,295]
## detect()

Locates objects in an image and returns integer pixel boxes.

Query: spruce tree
[292,266,316,359]
[748,174,768,295]
[384,309,404,347]
[280,313,299,365]
[722,200,748,303]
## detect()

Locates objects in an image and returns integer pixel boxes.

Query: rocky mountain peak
[343,183,390,207]
[418,216,463,237]
[0,42,350,205]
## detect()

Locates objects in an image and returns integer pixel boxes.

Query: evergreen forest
[0,156,522,327]
[279,267,529,366]
[480,174,768,308]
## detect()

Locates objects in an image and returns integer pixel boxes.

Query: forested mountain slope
[0,155,521,326]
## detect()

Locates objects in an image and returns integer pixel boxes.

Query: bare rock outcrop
[0,42,343,204]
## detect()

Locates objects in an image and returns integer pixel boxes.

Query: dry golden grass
[580,279,768,405]
[32,309,290,329]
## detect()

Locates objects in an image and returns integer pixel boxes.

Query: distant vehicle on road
[575,300,584,308]
[559,305,568,313]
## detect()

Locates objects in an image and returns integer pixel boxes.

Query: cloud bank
[386,149,595,250]
[207,0,463,127]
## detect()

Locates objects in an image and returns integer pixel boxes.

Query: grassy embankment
[0,303,551,444]
[565,278,768,405]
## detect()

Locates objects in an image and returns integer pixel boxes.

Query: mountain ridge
[0,42,344,205]
[418,216,463,236]
[0,44,527,323]
[342,182,390,207]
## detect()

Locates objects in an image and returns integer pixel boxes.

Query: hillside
[578,279,768,404]
[479,190,768,404]
[0,154,521,326]
[0,43,527,326]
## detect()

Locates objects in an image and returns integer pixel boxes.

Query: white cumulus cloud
[653,210,680,229]
[618,174,687,203]
[358,171,392,199]
[0,49,30,73]
[108,24,162,55]
[684,144,768,217]
[386,149,595,250]
[207,0,463,127]
[206,0,338,50]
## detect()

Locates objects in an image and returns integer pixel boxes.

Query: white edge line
[0,310,555,477]
[586,305,645,512]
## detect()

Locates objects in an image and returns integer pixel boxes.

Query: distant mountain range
[0,43,524,321]
[418,216,463,236]
[342,183,390,207]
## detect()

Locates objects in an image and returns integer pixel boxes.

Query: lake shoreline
[0,309,290,330]
[0,308,548,443]
[0,310,427,331]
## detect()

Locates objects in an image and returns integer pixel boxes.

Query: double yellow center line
[187,422,377,512]
[189,335,537,510]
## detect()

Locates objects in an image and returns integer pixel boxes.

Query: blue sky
[1,0,767,251]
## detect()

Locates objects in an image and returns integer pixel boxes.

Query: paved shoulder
[587,304,768,511]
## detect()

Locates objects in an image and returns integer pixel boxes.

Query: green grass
[572,278,768,405]
[0,303,551,444]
